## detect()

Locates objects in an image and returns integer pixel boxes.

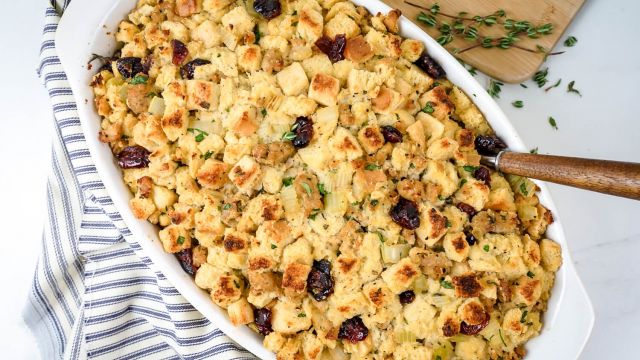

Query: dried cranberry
[180,58,211,79]
[460,315,489,335]
[474,135,507,156]
[171,39,189,65]
[456,202,477,218]
[338,316,369,343]
[315,34,347,63]
[291,116,314,148]
[254,308,273,335]
[381,125,403,143]
[307,259,334,301]
[465,232,477,246]
[175,249,197,276]
[390,197,420,230]
[415,53,446,79]
[253,0,281,19]
[473,167,491,186]
[117,145,151,169]
[116,57,144,78]
[399,290,416,305]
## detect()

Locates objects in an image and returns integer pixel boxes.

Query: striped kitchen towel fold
[23,1,257,359]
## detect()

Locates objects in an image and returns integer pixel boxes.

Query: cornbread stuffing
[91,0,561,359]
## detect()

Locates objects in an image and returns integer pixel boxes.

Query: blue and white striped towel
[23,2,257,359]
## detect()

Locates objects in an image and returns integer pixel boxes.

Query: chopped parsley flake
[548,116,558,130]
[527,271,535,278]
[129,74,148,85]
[317,183,329,196]
[282,177,294,187]
[282,131,296,141]
[483,244,490,252]
[271,244,277,249]
[365,163,381,171]
[440,279,454,289]
[187,128,208,142]
[422,101,435,114]
[177,235,185,245]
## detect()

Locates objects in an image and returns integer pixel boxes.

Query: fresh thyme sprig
[408,1,564,57]
[487,79,503,98]
[567,81,582,97]
[533,68,549,88]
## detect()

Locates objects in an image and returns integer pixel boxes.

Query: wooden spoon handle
[496,151,640,200]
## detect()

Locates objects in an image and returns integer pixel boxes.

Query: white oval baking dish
[56,0,594,358]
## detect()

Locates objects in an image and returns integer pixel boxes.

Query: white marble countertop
[0,0,639,359]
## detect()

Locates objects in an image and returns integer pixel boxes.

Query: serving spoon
[480,151,640,200]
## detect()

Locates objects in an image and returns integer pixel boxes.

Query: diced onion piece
[148,96,165,116]
[280,185,299,218]
[507,174,536,198]
[430,293,450,307]
[324,191,348,216]
[413,274,429,293]
[395,329,417,343]
[381,243,410,264]
[432,340,454,359]
[190,119,216,134]
[118,84,129,101]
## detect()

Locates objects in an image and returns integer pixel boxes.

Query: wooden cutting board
[383,0,586,83]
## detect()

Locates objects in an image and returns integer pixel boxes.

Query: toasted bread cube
[236,44,262,73]
[297,7,323,42]
[229,155,263,194]
[540,239,562,272]
[272,300,312,334]
[203,0,233,12]
[282,262,311,298]
[426,137,460,161]
[186,80,219,111]
[308,73,340,106]
[211,272,243,308]
[372,87,404,114]
[443,232,470,262]
[227,298,254,326]
[381,257,420,294]
[191,20,223,48]
[344,35,373,63]
[455,336,487,360]
[400,39,424,62]
[158,224,191,253]
[282,238,313,266]
[513,276,542,306]
[276,62,309,96]
[279,96,318,117]
[324,12,360,39]
[416,207,448,246]
[329,127,364,161]
[196,159,229,189]
[130,197,156,220]
[221,5,255,39]
[419,86,454,121]
[454,179,490,211]
[357,126,385,154]
[227,104,258,136]
[195,263,219,290]
[302,54,334,79]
